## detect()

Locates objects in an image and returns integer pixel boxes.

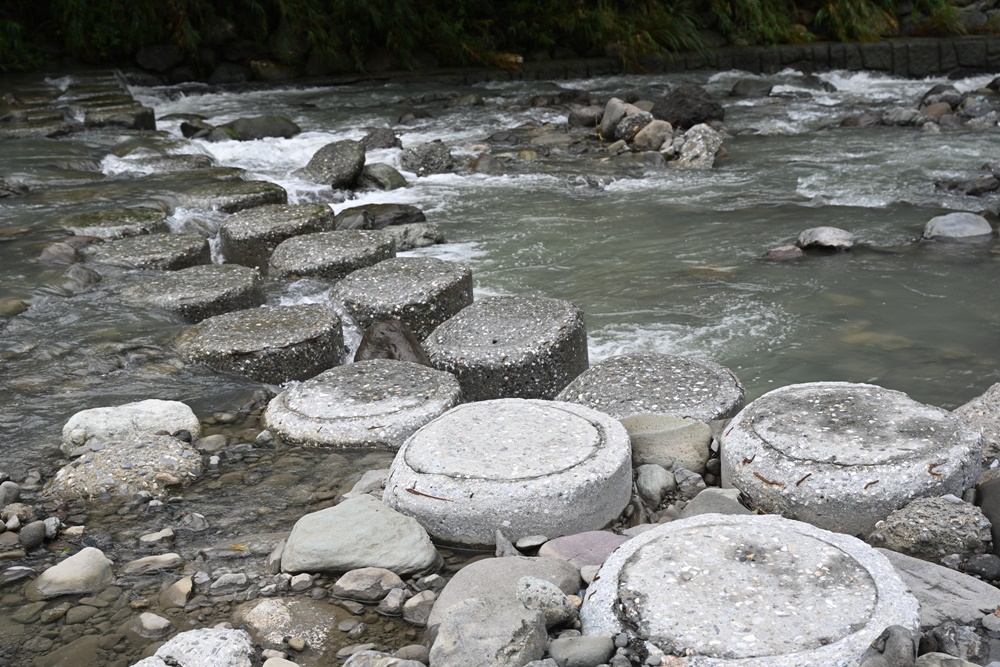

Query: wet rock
[62,398,199,456]
[651,84,725,129]
[430,597,547,667]
[568,105,603,128]
[0,177,28,197]
[613,111,652,143]
[383,221,443,251]
[922,85,963,109]
[332,567,403,601]
[882,107,922,126]
[219,202,336,272]
[868,496,992,561]
[599,98,641,141]
[61,207,168,240]
[632,119,673,152]
[841,112,881,128]
[281,494,440,576]
[921,102,953,119]
[672,123,723,170]
[730,78,773,97]
[400,140,453,176]
[954,382,1000,462]
[354,320,431,366]
[39,241,80,265]
[31,547,114,599]
[18,521,46,550]
[797,226,855,250]
[132,628,254,667]
[470,153,505,175]
[299,140,365,188]
[268,230,395,281]
[222,115,301,140]
[357,163,407,191]
[83,233,211,270]
[121,263,265,322]
[761,244,805,261]
[360,127,402,150]
[923,212,993,241]
[336,204,426,230]
[179,179,288,213]
[548,636,615,667]
[0,481,20,506]
[32,635,100,667]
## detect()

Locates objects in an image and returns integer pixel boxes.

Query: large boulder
[868,496,992,561]
[400,140,453,176]
[923,212,993,241]
[651,84,725,129]
[222,115,301,140]
[299,140,365,188]
[31,547,114,599]
[61,399,200,457]
[334,203,426,230]
[130,628,254,667]
[672,124,723,170]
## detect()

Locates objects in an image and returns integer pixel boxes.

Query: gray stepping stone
[556,352,744,421]
[177,303,343,384]
[382,398,632,547]
[721,382,983,537]
[179,179,287,213]
[268,230,395,281]
[219,203,336,272]
[580,514,919,666]
[425,295,588,401]
[332,257,472,340]
[61,207,168,239]
[121,264,264,322]
[82,233,210,270]
[263,359,462,450]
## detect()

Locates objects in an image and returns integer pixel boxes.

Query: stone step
[219,203,335,272]
[120,264,264,322]
[268,230,395,281]
[82,233,210,271]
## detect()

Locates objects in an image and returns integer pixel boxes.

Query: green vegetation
[0,0,980,74]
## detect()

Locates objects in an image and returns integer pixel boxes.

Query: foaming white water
[400,242,488,264]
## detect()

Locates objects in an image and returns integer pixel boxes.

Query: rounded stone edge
[382,399,632,547]
[579,514,920,667]
[268,230,397,281]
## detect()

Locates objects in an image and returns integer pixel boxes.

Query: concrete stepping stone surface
[382,398,632,547]
[61,207,168,239]
[263,359,462,450]
[178,179,288,213]
[121,264,264,322]
[425,295,588,401]
[82,233,211,270]
[580,514,919,667]
[268,229,395,280]
[557,352,744,421]
[721,382,983,537]
[219,202,336,272]
[177,303,344,384]
[332,256,473,340]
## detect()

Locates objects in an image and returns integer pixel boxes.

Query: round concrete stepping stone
[382,398,632,547]
[332,257,472,340]
[121,264,264,322]
[179,179,287,213]
[721,382,983,537]
[219,203,336,272]
[556,352,745,421]
[581,514,918,666]
[268,230,395,281]
[82,233,210,270]
[263,359,462,450]
[425,295,588,401]
[177,304,343,384]
[62,207,168,240]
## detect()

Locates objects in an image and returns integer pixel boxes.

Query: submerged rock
[222,115,301,140]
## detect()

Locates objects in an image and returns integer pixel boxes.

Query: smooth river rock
[923,212,993,241]
[31,547,115,599]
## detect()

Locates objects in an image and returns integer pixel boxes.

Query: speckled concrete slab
[424,295,588,401]
[178,179,287,214]
[556,353,744,421]
[382,399,631,547]
[82,233,211,270]
[332,257,472,340]
[269,230,395,281]
[62,207,168,239]
[219,203,336,272]
[177,303,343,384]
[580,514,919,667]
[721,382,983,537]
[121,264,264,322]
[263,359,462,450]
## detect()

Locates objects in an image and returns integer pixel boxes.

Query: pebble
[289,573,312,592]
[18,521,47,549]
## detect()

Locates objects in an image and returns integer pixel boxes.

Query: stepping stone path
[722,382,983,537]
[382,398,632,547]
[268,229,395,280]
[425,295,588,401]
[178,179,287,213]
[263,359,462,450]
[61,207,168,239]
[82,233,210,270]
[121,264,264,322]
[219,203,336,272]
[177,304,343,384]
[557,352,745,421]
[580,514,920,667]
[332,257,473,339]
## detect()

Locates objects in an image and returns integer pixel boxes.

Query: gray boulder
[332,567,403,601]
[730,78,773,97]
[343,650,425,667]
[678,487,752,519]
[859,625,917,667]
[299,140,365,188]
[923,212,993,241]
[797,226,855,250]
[651,84,725,129]
[354,320,432,366]
[954,382,1000,461]
[633,120,673,152]
[334,203,425,230]
[868,496,992,561]
[61,398,200,456]
[635,464,675,508]
[516,576,578,628]
[547,636,616,667]
[400,140,453,176]
[357,163,407,191]
[130,628,254,667]
[882,107,922,126]
[672,124,723,170]
[568,105,603,128]
[222,115,301,140]
[233,597,338,652]
[614,112,653,143]
[914,653,980,667]
[429,597,547,667]
[599,98,641,141]
[32,547,114,599]
[360,127,402,150]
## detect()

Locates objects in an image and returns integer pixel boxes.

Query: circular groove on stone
[425,295,588,402]
[268,230,395,281]
[263,359,462,450]
[580,514,919,667]
[332,256,473,340]
[120,264,265,322]
[83,233,211,270]
[721,382,983,536]
[556,352,745,421]
[62,207,168,239]
[177,303,343,384]
[383,398,631,546]
[219,203,336,272]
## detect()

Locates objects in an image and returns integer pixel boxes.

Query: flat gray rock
[678,487,752,519]
[722,382,984,536]
[299,140,365,188]
[923,212,993,240]
[83,233,211,270]
[429,597,547,667]
[219,203,336,272]
[62,207,168,239]
[557,353,744,422]
[281,494,440,576]
[537,531,629,569]
[61,398,200,456]
[177,303,343,384]
[580,514,919,667]
[383,399,632,547]
[426,295,588,401]
[179,179,288,213]
[234,597,345,652]
[332,256,472,340]
[268,229,395,281]
[263,359,462,450]
[121,264,264,322]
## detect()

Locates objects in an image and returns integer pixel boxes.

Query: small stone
[129,611,174,640]
[140,527,175,544]
[635,465,675,508]
[18,521,47,550]
[289,573,312,592]
[401,590,436,626]
[332,567,403,601]
[966,554,1000,581]
[287,636,307,651]
[376,588,407,616]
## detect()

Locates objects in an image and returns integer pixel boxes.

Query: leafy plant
[814,0,898,41]
[709,0,800,45]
